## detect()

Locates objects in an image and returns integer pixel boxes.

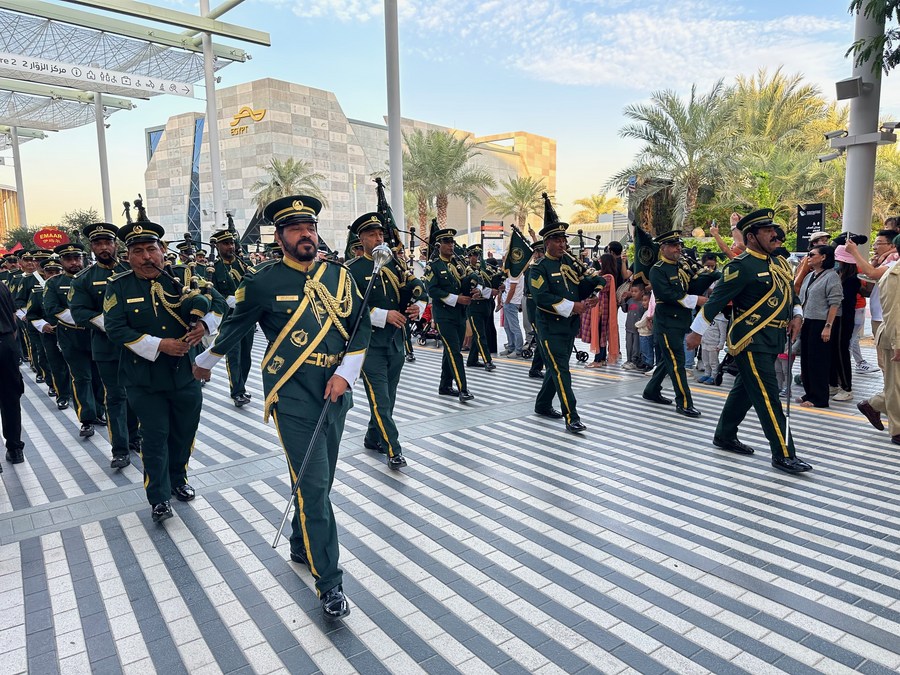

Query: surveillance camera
[823,130,848,140]
[818,151,843,163]
[881,121,900,131]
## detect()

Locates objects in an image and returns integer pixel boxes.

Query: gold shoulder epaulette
[108,269,134,283]
[73,264,94,279]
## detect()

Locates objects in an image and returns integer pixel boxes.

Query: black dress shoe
[243,393,252,400]
[36,375,44,384]
[364,438,386,454]
[484,362,496,372]
[713,436,754,455]
[57,398,69,411]
[458,390,474,402]
[468,362,485,368]
[110,455,131,470]
[129,440,142,454]
[528,371,544,379]
[405,354,416,363]
[5,447,25,464]
[151,502,173,523]
[388,454,407,470]
[321,585,351,621]
[47,387,56,398]
[438,387,460,396]
[534,408,564,419]
[772,457,813,474]
[91,415,107,426]
[676,406,701,418]
[857,400,885,431]
[643,393,672,405]
[79,423,94,439]
[290,548,309,568]
[566,421,587,433]
[233,396,247,408]
[171,484,196,502]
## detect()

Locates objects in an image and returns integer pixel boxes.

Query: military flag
[502,226,534,278]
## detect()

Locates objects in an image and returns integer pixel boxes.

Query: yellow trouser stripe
[362,371,396,458]
[469,317,488,362]
[439,332,464,389]
[543,339,572,424]
[662,334,688,404]
[747,352,790,458]
[272,410,319,579]
[70,376,84,418]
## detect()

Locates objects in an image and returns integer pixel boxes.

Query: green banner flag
[631,221,658,286]
[502,227,534,278]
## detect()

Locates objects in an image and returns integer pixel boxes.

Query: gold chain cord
[149,280,193,329]
[304,277,352,340]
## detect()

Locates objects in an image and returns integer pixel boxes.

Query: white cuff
[90,314,106,332]
[793,306,803,318]
[57,309,75,325]
[478,285,490,298]
[201,312,220,334]
[194,347,222,370]
[226,295,237,309]
[31,319,48,332]
[334,350,365,386]
[553,298,575,318]
[443,294,459,307]
[690,313,710,336]
[15,309,25,320]
[370,308,388,328]
[126,335,161,361]
[678,294,699,309]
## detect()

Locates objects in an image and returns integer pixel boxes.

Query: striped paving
[2,327,899,674]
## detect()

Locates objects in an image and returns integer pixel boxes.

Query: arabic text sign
[0,52,195,98]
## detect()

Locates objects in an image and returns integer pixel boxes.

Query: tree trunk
[682,183,698,236]
[436,194,449,228]
[418,196,428,257]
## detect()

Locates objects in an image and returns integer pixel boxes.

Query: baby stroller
[412,304,441,346]
[520,335,588,363]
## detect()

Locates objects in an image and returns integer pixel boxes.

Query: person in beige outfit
[856,234,900,444]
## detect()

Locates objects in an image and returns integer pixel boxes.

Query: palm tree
[401,130,434,246]
[250,157,328,212]
[605,80,739,233]
[570,194,624,225]
[403,129,497,229]
[485,176,547,231]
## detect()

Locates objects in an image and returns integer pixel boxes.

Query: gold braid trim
[380,266,401,302]
[304,268,352,340]
[560,264,580,286]
[149,280,191,330]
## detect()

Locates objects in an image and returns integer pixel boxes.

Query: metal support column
[842,7,885,252]
[10,126,27,228]
[384,0,405,235]
[95,92,113,223]
[201,0,225,238]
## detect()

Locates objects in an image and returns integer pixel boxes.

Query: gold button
[162,326,166,330]
[134,309,139,313]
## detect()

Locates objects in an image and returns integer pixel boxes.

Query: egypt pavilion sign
[230,106,266,136]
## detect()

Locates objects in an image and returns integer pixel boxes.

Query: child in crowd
[621,283,645,370]
[697,311,728,385]
[634,291,654,372]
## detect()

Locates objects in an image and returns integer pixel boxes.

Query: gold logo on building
[231,106,266,136]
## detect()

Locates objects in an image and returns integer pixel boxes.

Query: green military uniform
[24,259,72,404]
[691,209,812,473]
[15,251,53,384]
[195,196,370,613]
[44,243,106,423]
[346,213,427,469]
[70,223,141,453]
[425,229,474,400]
[104,220,211,516]
[210,230,255,404]
[5,261,28,364]
[464,245,497,371]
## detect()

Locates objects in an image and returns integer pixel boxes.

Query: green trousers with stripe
[361,346,404,458]
[643,328,693,409]
[39,332,71,399]
[435,312,468,392]
[57,326,104,423]
[534,318,580,425]
[716,350,796,459]
[274,391,351,597]
[466,300,493,366]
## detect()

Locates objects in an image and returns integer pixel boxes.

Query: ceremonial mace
[271,242,393,548]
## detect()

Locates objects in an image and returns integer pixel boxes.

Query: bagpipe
[420,217,482,297]
[374,177,427,307]
[541,192,605,300]
[678,245,720,296]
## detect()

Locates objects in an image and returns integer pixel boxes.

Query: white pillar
[384,0,405,234]
[466,200,472,245]
[95,93,113,223]
[200,0,225,240]
[842,7,886,256]
[10,127,26,228]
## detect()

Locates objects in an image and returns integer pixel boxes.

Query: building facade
[144,78,556,252]
[0,184,19,242]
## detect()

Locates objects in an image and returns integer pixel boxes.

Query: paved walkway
[2,332,899,675]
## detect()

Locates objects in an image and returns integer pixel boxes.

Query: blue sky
[3,0,894,226]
